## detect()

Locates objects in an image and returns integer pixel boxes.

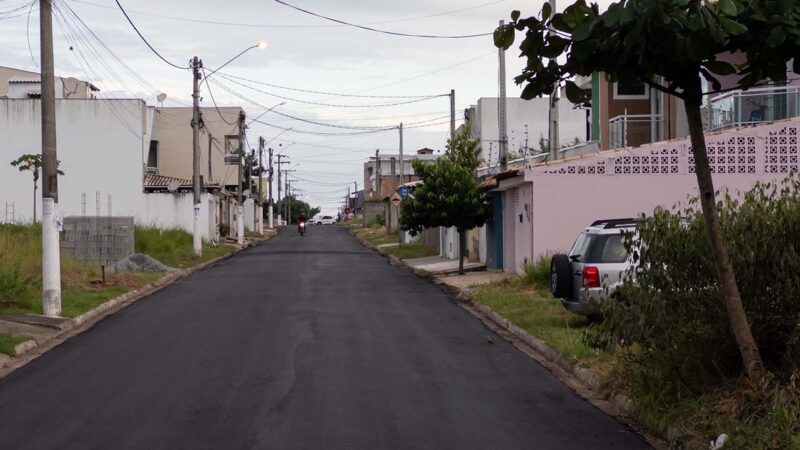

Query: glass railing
[608,114,662,149]
[708,85,800,130]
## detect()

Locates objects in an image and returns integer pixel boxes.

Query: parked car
[550,218,639,318]
[319,215,336,225]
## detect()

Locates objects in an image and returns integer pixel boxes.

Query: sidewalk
[404,256,485,275]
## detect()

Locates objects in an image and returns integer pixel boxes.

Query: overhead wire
[273,0,493,39]
[113,0,187,69]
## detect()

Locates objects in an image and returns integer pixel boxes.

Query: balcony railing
[708,85,800,130]
[609,114,662,149]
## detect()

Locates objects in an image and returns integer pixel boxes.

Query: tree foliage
[400,126,488,236]
[274,196,320,224]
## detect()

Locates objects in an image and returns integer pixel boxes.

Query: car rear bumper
[560,298,598,316]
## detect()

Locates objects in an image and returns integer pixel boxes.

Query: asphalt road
[0,226,650,450]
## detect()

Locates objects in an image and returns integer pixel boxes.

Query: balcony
[708,85,800,130]
[609,113,662,149]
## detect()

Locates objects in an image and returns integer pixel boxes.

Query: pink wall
[510,118,800,266]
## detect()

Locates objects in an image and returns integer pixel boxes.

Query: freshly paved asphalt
[0,227,650,450]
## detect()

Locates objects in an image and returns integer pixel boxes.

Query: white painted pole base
[268,205,274,229]
[193,204,202,257]
[237,206,245,245]
[257,206,264,235]
[42,198,62,317]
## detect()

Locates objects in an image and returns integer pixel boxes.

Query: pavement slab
[0,226,650,450]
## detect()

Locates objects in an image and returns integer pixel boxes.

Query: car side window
[600,235,628,263]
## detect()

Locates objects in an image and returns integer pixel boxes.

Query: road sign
[390,193,402,207]
[399,186,409,199]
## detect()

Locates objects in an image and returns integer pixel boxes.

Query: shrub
[371,213,385,227]
[522,256,550,290]
[218,223,230,238]
[585,177,800,436]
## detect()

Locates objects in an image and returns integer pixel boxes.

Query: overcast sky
[1,0,611,211]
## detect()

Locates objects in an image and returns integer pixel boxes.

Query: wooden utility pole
[258,137,264,234]
[268,146,274,228]
[191,56,203,256]
[40,0,61,317]
[375,149,381,199]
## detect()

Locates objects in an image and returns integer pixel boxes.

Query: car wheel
[550,254,573,298]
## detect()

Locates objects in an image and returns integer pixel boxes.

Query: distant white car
[319,215,336,225]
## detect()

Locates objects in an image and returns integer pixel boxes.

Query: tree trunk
[33,183,37,224]
[683,75,765,380]
[458,229,466,275]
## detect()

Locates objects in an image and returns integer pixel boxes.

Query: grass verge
[472,277,610,367]
[353,226,398,246]
[385,242,439,259]
[0,334,31,356]
[134,226,236,268]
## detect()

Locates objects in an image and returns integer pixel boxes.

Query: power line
[217,72,446,99]
[71,0,505,29]
[113,0,187,69]
[202,68,238,126]
[216,73,447,108]
[274,0,493,39]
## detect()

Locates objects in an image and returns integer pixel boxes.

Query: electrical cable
[113,0,187,69]
[201,67,238,126]
[26,1,37,68]
[273,0,493,39]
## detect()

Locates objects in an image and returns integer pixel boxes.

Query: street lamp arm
[202,42,264,81]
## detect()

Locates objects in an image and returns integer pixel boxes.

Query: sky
[0,0,611,211]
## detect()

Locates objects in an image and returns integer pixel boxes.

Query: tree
[10,154,64,223]
[274,195,320,225]
[400,126,489,274]
[537,134,549,154]
[494,0,800,380]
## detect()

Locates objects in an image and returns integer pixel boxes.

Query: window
[613,81,649,100]
[147,140,159,172]
[570,233,629,263]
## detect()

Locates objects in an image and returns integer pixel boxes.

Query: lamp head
[256,41,267,50]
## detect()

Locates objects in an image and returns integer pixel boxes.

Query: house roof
[8,77,41,83]
[144,174,220,192]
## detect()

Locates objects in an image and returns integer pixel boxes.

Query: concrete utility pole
[258,139,266,231]
[237,111,245,245]
[208,133,213,181]
[40,0,61,317]
[267,147,274,228]
[548,0,560,163]
[398,123,404,184]
[276,154,282,224]
[191,56,203,256]
[375,149,381,199]
[498,20,509,172]
[450,89,456,140]
[390,156,397,233]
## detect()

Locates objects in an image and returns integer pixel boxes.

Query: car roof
[583,218,638,234]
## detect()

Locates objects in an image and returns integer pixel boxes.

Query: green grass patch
[0,334,31,356]
[522,256,551,290]
[134,226,235,268]
[384,242,438,259]
[472,277,609,365]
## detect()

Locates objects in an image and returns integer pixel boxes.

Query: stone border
[0,233,275,379]
[349,228,665,449]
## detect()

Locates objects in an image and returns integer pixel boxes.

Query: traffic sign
[399,186,409,199]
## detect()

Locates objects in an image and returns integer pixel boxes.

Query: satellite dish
[243,189,252,198]
[156,93,167,103]
[167,181,180,192]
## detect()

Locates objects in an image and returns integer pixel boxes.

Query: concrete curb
[0,234,273,379]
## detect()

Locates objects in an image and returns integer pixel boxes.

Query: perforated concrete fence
[61,216,134,267]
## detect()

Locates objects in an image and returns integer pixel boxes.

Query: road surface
[0,226,649,449]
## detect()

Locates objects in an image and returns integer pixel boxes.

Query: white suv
[550,219,639,317]
[319,216,336,225]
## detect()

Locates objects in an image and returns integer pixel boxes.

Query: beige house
[0,66,98,99]
[149,106,243,190]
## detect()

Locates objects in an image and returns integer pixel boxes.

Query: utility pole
[390,156,397,233]
[450,89,456,140]
[548,0,560,163]
[276,154,282,224]
[375,149,381,199]
[354,181,358,216]
[524,123,530,166]
[398,123,404,185]
[257,137,264,234]
[40,0,61,317]
[267,147,274,228]
[208,133,213,181]
[498,20,509,172]
[237,111,245,245]
[191,56,203,257]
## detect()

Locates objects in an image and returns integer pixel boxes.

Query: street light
[248,102,285,126]
[191,41,267,254]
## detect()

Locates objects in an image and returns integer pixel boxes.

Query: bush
[584,177,800,440]
[522,256,550,290]
[218,223,230,238]
[371,213,385,227]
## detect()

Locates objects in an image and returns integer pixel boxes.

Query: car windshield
[322,216,333,220]
[569,232,629,263]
